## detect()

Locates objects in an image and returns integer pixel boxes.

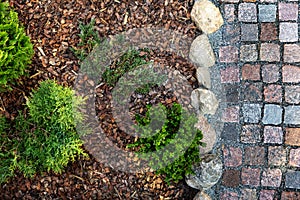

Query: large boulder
[191,88,219,115]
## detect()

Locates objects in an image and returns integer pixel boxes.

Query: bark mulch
[1,0,202,199]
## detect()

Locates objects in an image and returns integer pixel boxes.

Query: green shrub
[0,80,87,183]
[127,103,203,184]
[0,2,34,89]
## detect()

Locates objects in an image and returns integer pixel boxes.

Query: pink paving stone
[260,190,276,200]
[219,46,239,63]
[241,124,262,143]
[241,167,261,186]
[242,64,260,80]
[279,3,298,21]
[241,189,257,199]
[282,65,300,83]
[224,4,236,23]
[281,191,300,200]
[260,43,280,62]
[268,146,287,166]
[220,191,239,200]
[244,146,265,165]
[261,168,282,187]
[222,106,239,122]
[289,148,300,167]
[220,66,240,83]
[264,126,283,144]
[223,146,243,167]
[284,44,300,63]
[264,84,282,103]
[262,64,280,83]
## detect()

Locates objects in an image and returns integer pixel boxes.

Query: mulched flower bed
[1,0,202,199]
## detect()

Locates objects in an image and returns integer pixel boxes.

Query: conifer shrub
[0,2,34,89]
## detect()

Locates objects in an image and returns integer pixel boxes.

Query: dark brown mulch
[1,0,201,199]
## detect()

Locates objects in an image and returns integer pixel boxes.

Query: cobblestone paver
[206,0,300,199]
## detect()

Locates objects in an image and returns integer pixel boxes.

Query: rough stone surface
[238,3,257,22]
[242,82,262,102]
[258,5,277,22]
[262,64,280,83]
[281,191,300,200]
[191,0,224,34]
[282,65,300,83]
[196,67,211,88]
[222,106,239,122]
[260,190,276,200]
[260,43,280,62]
[195,115,217,154]
[284,106,300,125]
[244,146,265,165]
[224,4,236,22]
[241,189,257,200]
[260,23,278,41]
[224,84,239,102]
[189,34,215,68]
[220,191,239,200]
[193,191,211,200]
[223,24,240,44]
[289,148,300,167]
[185,155,223,190]
[261,168,282,187]
[219,46,239,63]
[268,146,287,166]
[285,171,300,189]
[222,169,240,187]
[262,104,282,125]
[242,64,260,80]
[223,146,243,167]
[264,126,283,144]
[221,122,239,142]
[284,44,300,63]
[241,124,262,143]
[241,167,261,186]
[285,128,300,146]
[279,23,298,42]
[220,65,239,83]
[241,23,258,41]
[264,84,282,103]
[240,44,258,62]
[242,103,261,123]
[191,88,219,115]
[279,3,298,21]
[285,85,300,104]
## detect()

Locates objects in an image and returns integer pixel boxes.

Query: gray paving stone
[242,103,262,123]
[258,5,277,22]
[262,104,283,125]
[241,23,258,41]
[285,171,300,189]
[238,3,257,22]
[284,106,300,125]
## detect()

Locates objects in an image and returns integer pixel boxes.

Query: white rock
[196,67,211,88]
[194,115,216,155]
[186,155,223,190]
[191,88,219,115]
[191,0,224,34]
[194,191,212,200]
[189,34,215,68]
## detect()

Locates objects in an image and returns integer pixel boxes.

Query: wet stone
[241,124,262,143]
[244,146,265,165]
[262,104,282,125]
[185,155,223,190]
[284,106,300,125]
[261,168,282,187]
[242,103,261,123]
[285,171,300,189]
[222,169,240,188]
[241,167,261,186]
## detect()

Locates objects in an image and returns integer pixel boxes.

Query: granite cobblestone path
[206,0,300,199]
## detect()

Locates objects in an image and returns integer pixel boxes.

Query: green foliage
[0,2,34,90]
[71,19,101,61]
[127,103,203,184]
[0,80,87,183]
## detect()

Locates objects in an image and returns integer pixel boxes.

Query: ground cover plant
[0,80,87,183]
[128,103,203,184]
[0,2,34,90]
